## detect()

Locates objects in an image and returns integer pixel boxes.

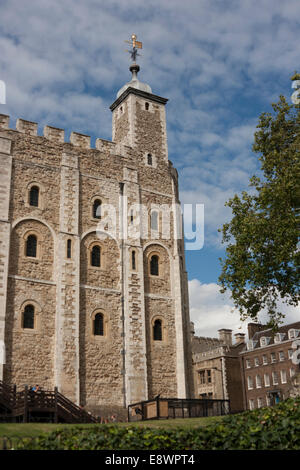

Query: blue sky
[0,0,299,337]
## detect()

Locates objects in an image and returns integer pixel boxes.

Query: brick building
[191,324,245,412]
[240,322,300,410]
[0,56,194,415]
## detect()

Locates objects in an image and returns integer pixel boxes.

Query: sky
[0,0,299,338]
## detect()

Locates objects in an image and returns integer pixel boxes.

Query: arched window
[93,199,102,219]
[67,239,72,259]
[151,210,158,230]
[23,304,34,329]
[91,245,101,267]
[93,313,104,336]
[153,319,162,341]
[150,254,159,276]
[29,186,39,207]
[147,153,153,166]
[26,234,37,257]
[131,250,136,270]
[145,102,149,110]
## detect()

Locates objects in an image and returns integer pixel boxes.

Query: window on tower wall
[145,102,149,110]
[29,186,39,207]
[131,250,136,270]
[150,210,158,230]
[153,319,162,341]
[147,153,152,166]
[67,239,72,259]
[23,304,34,329]
[93,199,102,219]
[94,313,104,336]
[26,234,37,257]
[150,254,159,276]
[91,245,101,267]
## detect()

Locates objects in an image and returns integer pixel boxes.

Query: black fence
[128,397,230,422]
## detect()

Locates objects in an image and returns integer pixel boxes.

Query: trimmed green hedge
[22,397,300,450]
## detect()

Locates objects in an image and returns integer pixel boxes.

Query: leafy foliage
[219,93,300,327]
[20,397,300,450]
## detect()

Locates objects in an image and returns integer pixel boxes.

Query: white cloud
[189,279,300,339]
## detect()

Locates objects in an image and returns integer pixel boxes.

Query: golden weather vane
[124,34,142,63]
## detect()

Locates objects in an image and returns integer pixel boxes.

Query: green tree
[219,81,300,329]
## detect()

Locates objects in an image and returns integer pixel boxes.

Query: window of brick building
[26,234,37,258]
[67,239,72,259]
[264,374,270,387]
[246,359,251,368]
[288,349,293,359]
[279,351,285,362]
[93,199,102,219]
[263,355,268,365]
[91,245,101,267]
[153,319,162,341]
[29,186,39,207]
[256,375,262,388]
[247,376,253,390]
[131,250,136,270]
[271,352,276,363]
[22,304,34,329]
[199,370,205,384]
[150,254,159,276]
[272,371,278,385]
[257,397,263,408]
[93,313,104,336]
[207,370,212,383]
[281,370,287,384]
[249,399,255,410]
[150,210,158,230]
[254,357,259,366]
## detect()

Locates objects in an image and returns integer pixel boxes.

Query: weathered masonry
[0,62,193,413]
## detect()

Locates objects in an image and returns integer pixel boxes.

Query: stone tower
[0,51,193,413]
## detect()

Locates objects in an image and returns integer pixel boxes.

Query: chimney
[234,333,246,344]
[218,329,232,346]
[248,323,266,340]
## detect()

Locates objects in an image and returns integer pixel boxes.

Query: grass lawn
[0,415,224,441]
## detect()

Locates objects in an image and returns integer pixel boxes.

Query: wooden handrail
[0,380,98,423]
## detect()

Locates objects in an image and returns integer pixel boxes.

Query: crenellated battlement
[0,114,130,156]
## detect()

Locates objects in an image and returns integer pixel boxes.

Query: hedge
[21,397,300,450]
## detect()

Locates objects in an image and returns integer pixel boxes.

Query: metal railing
[128,396,230,422]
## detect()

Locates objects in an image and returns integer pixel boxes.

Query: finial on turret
[125,34,143,64]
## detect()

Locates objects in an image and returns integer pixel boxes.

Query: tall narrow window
[153,319,162,341]
[29,186,39,207]
[131,250,136,270]
[94,313,104,336]
[145,102,149,110]
[23,304,34,329]
[150,255,159,276]
[26,234,37,257]
[151,211,158,230]
[91,245,101,267]
[93,199,102,219]
[67,239,72,259]
[147,153,153,166]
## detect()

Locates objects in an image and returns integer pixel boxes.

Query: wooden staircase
[0,380,99,423]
